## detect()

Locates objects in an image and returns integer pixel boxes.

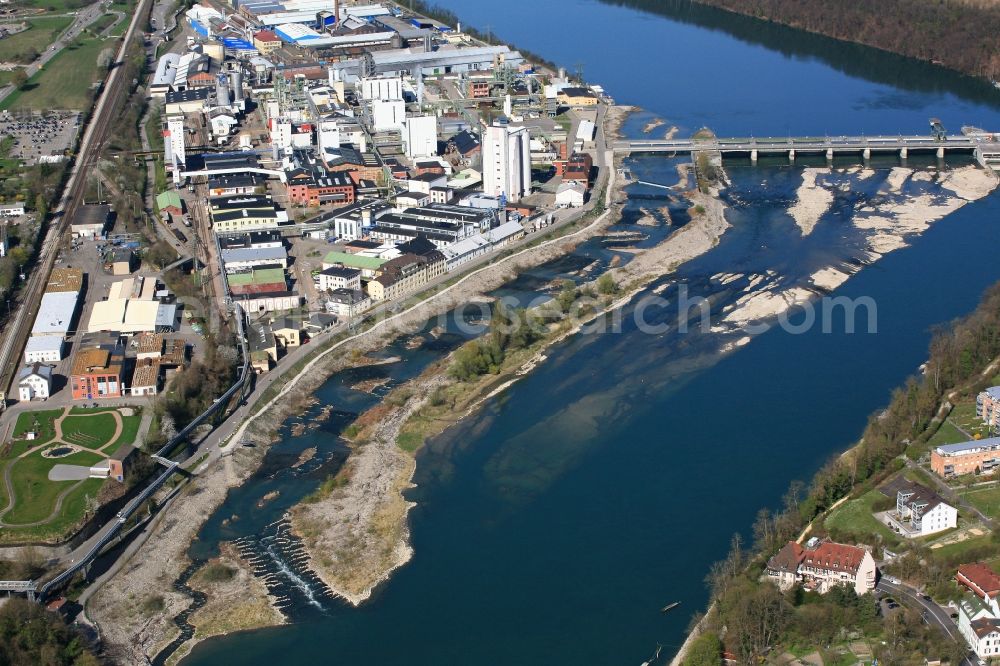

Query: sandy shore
[88,445,280,664]
[788,168,833,236]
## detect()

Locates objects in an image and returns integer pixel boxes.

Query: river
[182,1,1000,663]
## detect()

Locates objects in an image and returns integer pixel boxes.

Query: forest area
[676,0,1000,80]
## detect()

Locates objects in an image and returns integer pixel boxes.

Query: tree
[11,69,27,90]
[34,194,46,220]
[597,273,618,296]
[684,631,722,666]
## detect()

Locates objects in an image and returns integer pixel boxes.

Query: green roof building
[156,190,183,213]
[323,251,386,276]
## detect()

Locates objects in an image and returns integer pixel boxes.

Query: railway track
[0,0,153,397]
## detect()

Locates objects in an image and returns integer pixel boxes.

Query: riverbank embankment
[85,103,635,658]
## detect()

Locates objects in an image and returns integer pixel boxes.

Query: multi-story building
[482,123,531,202]
[253,29,282,54]
[285,169,355,207]
[316,265,362,292]
[882,479,957,537]
[70,346,125,400]
[209,194,281,233]
[978,386,1000,432]
[326,288,370,318]
[766,539,877,596]
[367,252,445,301]
[931,438,1000,477]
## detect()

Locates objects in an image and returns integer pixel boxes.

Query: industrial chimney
[333,0,340,25]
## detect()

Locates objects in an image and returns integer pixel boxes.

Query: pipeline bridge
[615,130,1000,168]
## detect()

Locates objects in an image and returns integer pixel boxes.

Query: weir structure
[615,125,1000,169]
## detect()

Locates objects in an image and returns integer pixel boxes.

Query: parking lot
[0,110,80,165]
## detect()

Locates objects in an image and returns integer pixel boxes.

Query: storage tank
[228,70,244,102]
[215,74,230,107]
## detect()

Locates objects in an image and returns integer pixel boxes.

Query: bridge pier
[826,148,833,162]
[750,149,757,163]
[788,149,795,162]
[937,146,945,159]
[862,147,871,161]
[900,147,908,160]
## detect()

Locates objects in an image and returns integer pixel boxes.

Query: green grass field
[0,16,73,63]
[962,485,1000,518]
[4,448,102,525]
[950,402,993,440]
[824,488,900,545]
[6,409,62,456]
[61,412,117,447]
[1,36,110,111]
[23,0,98,13]
[928,533,998,563]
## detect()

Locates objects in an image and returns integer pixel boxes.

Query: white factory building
[31,291,80,337]
[404,115,438,159]
[23,335,64,364]
[482,123,532,202]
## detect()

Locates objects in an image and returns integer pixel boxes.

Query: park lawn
[61,412,118,448]
[824,488,900,544]
[950,402,993,440]
[961,484,1000,518]
[106,413,142,454]
[5,449,102,525]
[928,533,997,563]
[0,16,73,63]
[0,478,104,543]
[1,36,110,111]
[5,408,63,456]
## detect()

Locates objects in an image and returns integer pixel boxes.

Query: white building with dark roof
[18,363,52,401]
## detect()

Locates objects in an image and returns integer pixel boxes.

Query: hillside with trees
[689,0,1000,80]
[610,0,1000,81]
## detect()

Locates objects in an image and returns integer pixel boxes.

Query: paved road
[0,1,112,105]
[877,579,978,666]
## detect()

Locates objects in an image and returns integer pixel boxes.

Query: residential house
[17,363,52,401]
[931,438,1000,477]
[766,539,877,596]
[978,386,1000,432]
[878,478,958,537]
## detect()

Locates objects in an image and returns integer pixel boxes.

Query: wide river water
[183,1,1000,663]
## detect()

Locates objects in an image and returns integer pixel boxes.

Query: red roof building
[958,563,1000,600]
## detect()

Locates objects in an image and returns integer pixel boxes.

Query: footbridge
[615,129,1000,168]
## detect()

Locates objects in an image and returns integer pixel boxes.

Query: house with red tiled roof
[766,539,877,595]
[958,563,1000,602]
